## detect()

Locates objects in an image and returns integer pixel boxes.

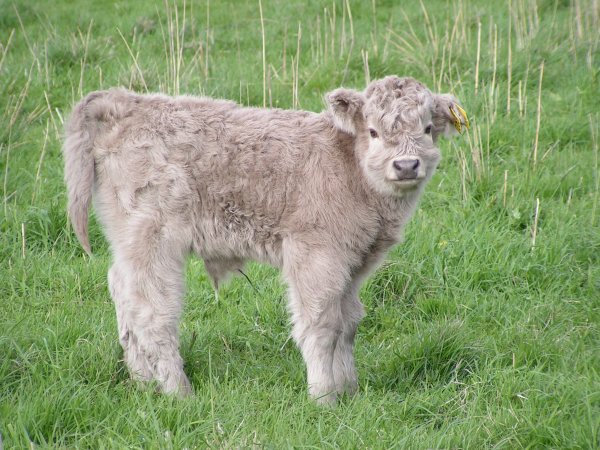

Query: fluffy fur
[63,76,467,404]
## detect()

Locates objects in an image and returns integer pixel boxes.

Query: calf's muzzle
[392,158,420,180]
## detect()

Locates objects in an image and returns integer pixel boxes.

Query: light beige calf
[63,76,468,404]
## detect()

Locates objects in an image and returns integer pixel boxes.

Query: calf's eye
[369,128,378,138]
[424,125,432,135]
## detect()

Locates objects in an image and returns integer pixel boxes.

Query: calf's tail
[62,88,129,254]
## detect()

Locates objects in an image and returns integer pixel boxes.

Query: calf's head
[327,76,468,197]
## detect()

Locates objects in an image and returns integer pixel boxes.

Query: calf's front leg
[332,284,365,396]
[284,244,352,405]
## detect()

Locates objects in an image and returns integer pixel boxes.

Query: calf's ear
[432,94,470,141]
[326,88,366,136]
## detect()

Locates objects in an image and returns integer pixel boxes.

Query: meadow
[1,0,599,447]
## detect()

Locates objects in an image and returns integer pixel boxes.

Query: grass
[1,0,599,447]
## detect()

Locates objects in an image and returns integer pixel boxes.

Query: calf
[63,76,468,404]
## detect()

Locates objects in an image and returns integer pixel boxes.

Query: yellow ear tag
[455,104,470,130]
[449,105,470,133]
[449,106,462,133]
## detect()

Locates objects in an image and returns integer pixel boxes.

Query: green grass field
[1,0,599,447]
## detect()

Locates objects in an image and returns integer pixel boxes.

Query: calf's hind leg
[107,229,191,396]
[108,264,153,383]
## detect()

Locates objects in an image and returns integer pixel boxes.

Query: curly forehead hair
[363,76,433,136]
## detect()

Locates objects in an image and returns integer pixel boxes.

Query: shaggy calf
[63,76,468,404]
